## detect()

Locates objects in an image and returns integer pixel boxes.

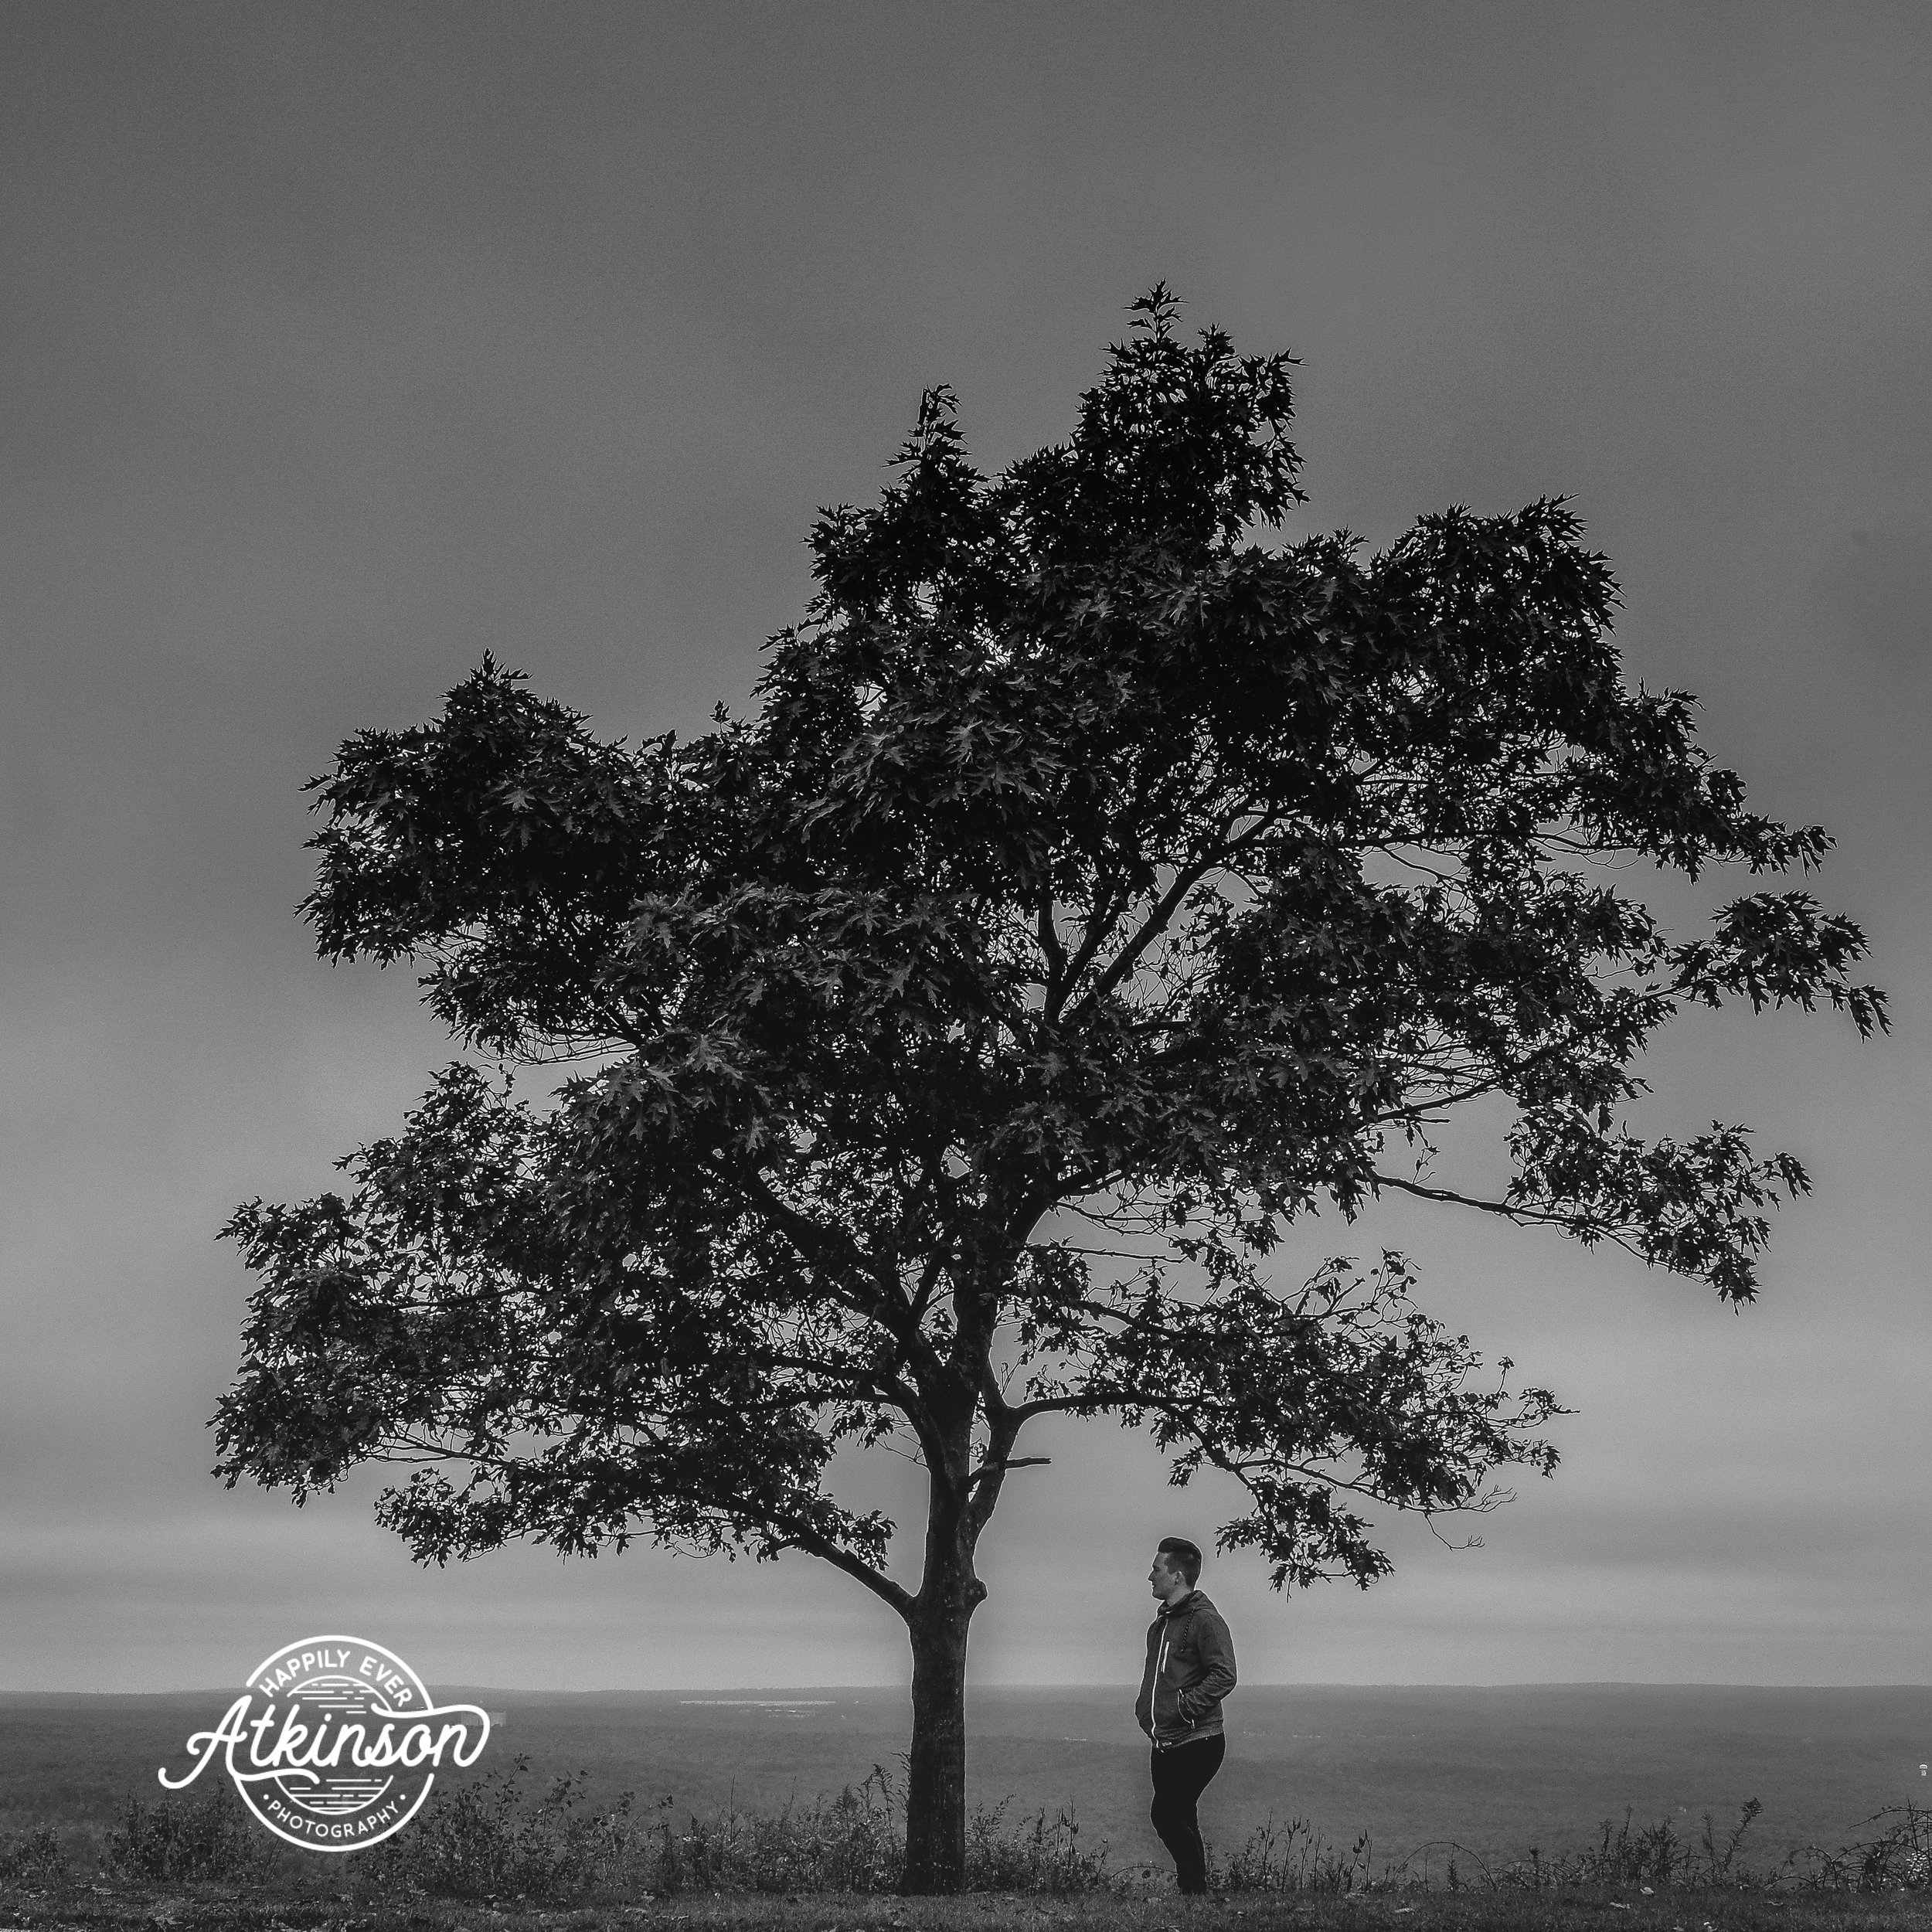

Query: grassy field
[6,1685,1927,1876]
[3,1685,1928,1932]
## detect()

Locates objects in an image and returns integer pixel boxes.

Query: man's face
[1148,1552,1183,1598]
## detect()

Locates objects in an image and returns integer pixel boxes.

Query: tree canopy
[215,289,1884,1889]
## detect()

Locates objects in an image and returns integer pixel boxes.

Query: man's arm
[1175,1607,1236,1721]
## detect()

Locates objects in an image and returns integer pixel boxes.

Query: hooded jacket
[1134,1588,1236,1749]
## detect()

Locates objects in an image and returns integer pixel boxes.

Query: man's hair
[1157,1537,1202,1586]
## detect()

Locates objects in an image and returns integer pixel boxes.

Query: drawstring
[1155,1624,1173,1744]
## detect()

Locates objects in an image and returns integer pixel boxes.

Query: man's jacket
[1134,1589,1236,1748]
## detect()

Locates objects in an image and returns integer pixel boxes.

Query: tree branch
[768,1515,916,1619]
[1036,892,1069,1011]
[966,1455,1048,1491]
[1064,806,1281,1029]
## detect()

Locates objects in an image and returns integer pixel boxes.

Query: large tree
[216,291,1884,1892]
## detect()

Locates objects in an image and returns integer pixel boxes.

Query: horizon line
[6,1679,1931,1700]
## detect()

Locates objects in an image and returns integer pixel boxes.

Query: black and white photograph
[3,4,1928,1922]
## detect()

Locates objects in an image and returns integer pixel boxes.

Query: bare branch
[966,1455,1049,1491]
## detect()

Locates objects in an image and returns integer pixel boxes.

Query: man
[1134,1536,1236,1896]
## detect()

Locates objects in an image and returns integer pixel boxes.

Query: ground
[5,1879,1930,1932]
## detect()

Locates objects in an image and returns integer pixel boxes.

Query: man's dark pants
[1149,1733,1226,1895]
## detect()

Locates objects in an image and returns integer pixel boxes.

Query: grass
[2,1882,1932,1932]
[12,1686,1923,1873]
[2,1774,1929,1932]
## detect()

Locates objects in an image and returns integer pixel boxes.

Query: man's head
[1148,1537,1202,1605]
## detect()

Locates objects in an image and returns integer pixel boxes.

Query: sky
[3,2,1929,1697]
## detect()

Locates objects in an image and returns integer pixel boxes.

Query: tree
[215,290,1885,1893]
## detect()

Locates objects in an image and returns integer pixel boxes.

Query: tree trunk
[900,1586,979,1893]
[900,1260,1012,1894]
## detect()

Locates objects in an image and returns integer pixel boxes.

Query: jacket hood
[1158,1588,1218,1621]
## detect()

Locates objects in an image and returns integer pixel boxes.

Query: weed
[1701,1796,1763,1879]
[36,1775,1932,1909]
[1787,1801,1932,1892]
[964,1796,1109,1894]
[1483,1803,1758,1892]
[1217,1818,1388,1894]
[352,1758,911,1901]
[352,1760,1123,1902]
[663,1767,906,1895]
[356,1756,649,1900]
[1538,1809,1689,1888]
[0,1824,70,1892]
[98,1785,277,1883]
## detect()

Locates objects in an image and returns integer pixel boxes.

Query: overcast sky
[4,2,1928,1696]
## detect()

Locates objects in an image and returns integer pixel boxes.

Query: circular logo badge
[158,1634,492,1852]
